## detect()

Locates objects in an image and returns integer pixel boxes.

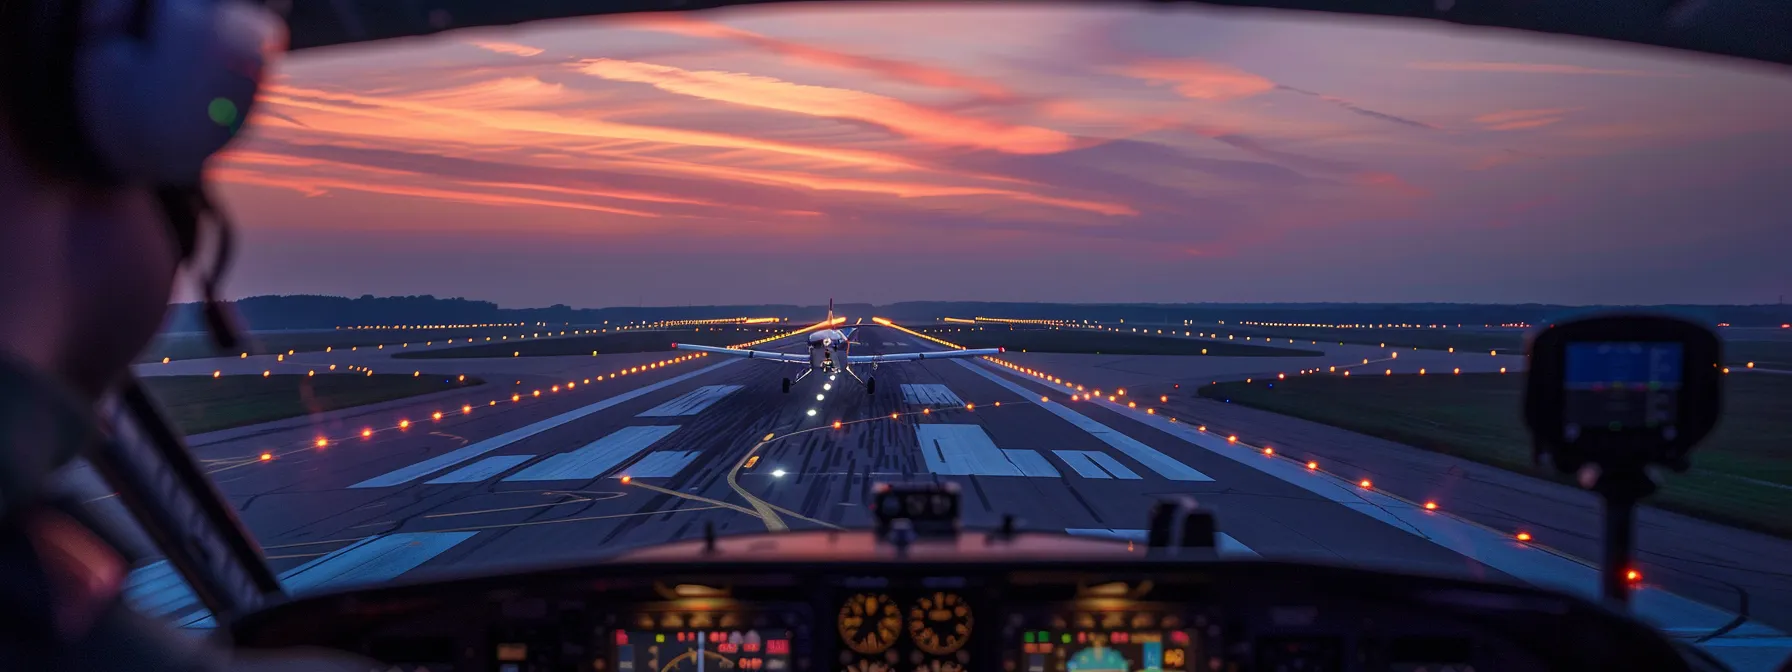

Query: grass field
[1220,324,1792,367]
[140,373,484,435]
[917,326,1323,357]
[394,327,777,359]
[140,326,599,363]
[1197,372,1792,537]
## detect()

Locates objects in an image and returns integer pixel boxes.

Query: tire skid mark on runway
[625,479,765,519]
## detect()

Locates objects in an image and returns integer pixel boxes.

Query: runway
[120,325,1792,670]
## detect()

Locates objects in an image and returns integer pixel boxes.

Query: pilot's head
[0,0,282,398]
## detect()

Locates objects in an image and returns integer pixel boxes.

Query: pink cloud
[1117,59,1276,100]
[469,41,545,58]
[620,15,1016,101]
[1473,108,1574,131]
[1408,61,1670,77]
[571,58,1075,154]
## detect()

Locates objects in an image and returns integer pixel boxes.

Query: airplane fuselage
[806,328,851,372]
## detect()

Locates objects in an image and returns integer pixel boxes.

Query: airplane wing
[847,348,1002,364]
[672,343,810,363]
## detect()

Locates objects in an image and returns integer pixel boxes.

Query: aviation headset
[0,0,288,350]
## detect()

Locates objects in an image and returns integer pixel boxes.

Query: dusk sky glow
[210,4,1792,307]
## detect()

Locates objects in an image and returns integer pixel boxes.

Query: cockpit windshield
[105,4,1792,669]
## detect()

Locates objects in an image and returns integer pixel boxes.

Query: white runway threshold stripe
[953,360,1212,482]
[425,455,534,484]
[637,385,742,417]
[503,426,680,482]
[1054,450,1141,480]
[916,424,1023,476]
[350,360,737,488]
[902,383,964,406]
[142,531,479,629]
[978,361,1791,671]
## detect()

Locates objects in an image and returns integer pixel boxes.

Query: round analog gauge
[907,592,973,655]
[839,593,904,654]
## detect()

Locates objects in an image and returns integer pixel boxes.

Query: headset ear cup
[75,0,285,185]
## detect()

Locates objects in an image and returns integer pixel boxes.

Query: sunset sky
[210,4,1792,308]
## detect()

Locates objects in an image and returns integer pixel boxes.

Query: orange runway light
[1626,569,1642,583]
[923,408,931,415]
[891,413,899,419]
[315,438,328,448]
[620,476,632,484]
[1499,367,1507,374]
[212,371,220,378]
[1424,501,1438,510]
[361,428,372,438]
[1227,435,1238,443]
[262,370,270,377]
[1516,532,1533,542]
[1160,395,1168,403]
[1262,447,1273,455]
[1306,461,1318,470]
[462,404,472,414]
[259,453,272,461]
[1358,479,1372,489]
[1146,408,1155,415]
[533,390,541,397]
[1127,401,1136,408]
[833,421,843,429]
[1198,425,1207,432]
[432,411,444,421]
[399,420,411,429]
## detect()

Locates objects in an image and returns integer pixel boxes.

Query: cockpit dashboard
[230,531,1691,672]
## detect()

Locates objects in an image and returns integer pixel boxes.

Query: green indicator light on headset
[207,98,239,126]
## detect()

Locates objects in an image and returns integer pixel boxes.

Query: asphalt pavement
[116,325,1792,670]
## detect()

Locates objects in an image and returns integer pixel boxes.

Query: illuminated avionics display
[612,629,793,672]
[1018,629,1193,672]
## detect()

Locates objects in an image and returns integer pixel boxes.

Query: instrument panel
[232,546,1687,672]
[835,589,975,672]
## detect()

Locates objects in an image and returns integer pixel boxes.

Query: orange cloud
[621,14,1016,100]
[259,82,925,171]
[1117,60,1276,100]
[1408,61,1669,77]
[603,155,1135,216]
[470,41,545,58]
[212,168,662,218]
[571,59,1075,154]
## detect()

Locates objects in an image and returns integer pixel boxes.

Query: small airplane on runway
[671,300,1001,394]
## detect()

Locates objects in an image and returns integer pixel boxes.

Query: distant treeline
[158,294,1792,333]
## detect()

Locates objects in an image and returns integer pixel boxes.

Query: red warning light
[1626,568,1642,583]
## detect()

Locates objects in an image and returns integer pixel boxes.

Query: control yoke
[1523,313,1723,606]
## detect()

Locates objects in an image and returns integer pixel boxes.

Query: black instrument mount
[1523,313,1723,607]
